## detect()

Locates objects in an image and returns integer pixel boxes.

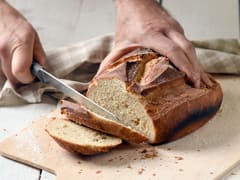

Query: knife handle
[31,61,48,83]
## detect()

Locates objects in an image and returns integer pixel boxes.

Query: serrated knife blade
[31,61,118,121]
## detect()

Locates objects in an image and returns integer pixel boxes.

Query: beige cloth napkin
[0,34,239,106]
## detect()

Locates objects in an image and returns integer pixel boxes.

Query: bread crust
[88,48,223,144]
[61,100,147,144]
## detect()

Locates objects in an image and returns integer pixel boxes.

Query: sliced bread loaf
[86,48,223,144]
[57,48,223,146]
[46,114,122,155]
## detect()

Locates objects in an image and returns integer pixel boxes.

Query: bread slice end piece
[46,117,122,155]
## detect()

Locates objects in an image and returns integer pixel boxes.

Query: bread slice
[86,48,223,144]
[60,100,147,144]
[46,115,122,155]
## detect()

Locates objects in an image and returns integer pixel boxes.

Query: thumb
[96,45,140,76]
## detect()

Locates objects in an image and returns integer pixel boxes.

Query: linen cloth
[0,34,239,106]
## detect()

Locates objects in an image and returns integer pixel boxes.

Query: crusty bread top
[90,48,185,94]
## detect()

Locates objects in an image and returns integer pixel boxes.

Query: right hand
[98,0,213,88]
[0,1,45,85]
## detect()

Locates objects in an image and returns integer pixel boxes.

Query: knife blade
[31,61,118,121]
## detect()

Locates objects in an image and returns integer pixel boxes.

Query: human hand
[97,0,212,88]
[0,1,45,85]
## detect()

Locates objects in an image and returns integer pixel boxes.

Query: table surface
[0,0,239,179]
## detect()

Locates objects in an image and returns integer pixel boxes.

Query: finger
[33,32,46,67]
[166,30,201,87]
[142,34,199,87]
[96,44,141,76]
[201,71,213,88]
[166,30,213,87]
[11,42,34,84]
[168,18,185,34]
[0,56,18,85]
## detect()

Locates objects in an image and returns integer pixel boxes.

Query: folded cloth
[192,39,240,74]
[0,34,239,106]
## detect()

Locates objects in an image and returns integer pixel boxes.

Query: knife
[31,61,118,121]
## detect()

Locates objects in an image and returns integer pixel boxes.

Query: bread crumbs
[119,156,124,161]
[140,149,147,153]
[96,170,101,174]
[78,169,83,174]
[174,156,183,161]
[108,158,114,162]
[138,168,145,174]
[139,148,158,160]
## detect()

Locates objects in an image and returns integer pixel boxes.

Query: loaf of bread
[46,114,122,155]
[85,48,223,144]
[53,47,222,153]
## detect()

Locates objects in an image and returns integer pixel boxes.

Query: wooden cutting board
[0,76,240,180]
